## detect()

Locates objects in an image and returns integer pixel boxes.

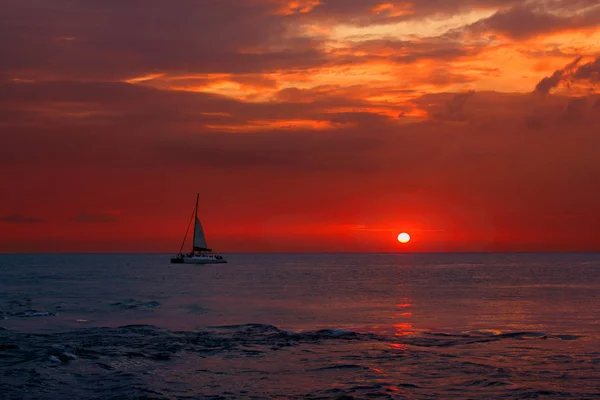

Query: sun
[397,232,411,244]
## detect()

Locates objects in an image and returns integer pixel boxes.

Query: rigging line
[178,206,196,254]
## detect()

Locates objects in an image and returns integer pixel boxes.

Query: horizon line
[1,251,600,255]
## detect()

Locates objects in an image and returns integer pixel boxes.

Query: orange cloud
[274,0,322,15]
[205,119,334,132]
[372,3,413,17]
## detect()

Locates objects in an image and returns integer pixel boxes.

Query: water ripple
[1,324,598,399]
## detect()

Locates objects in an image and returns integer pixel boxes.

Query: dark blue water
[1,253,599,399]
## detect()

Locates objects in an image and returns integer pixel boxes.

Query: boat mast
[192,193,199,253]
[178,205,195,255]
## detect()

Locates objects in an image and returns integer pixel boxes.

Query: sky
[1,0,600,253]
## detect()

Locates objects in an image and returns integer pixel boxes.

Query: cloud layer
[1,0,600,251]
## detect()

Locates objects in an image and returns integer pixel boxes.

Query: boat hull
[170,256,227,264]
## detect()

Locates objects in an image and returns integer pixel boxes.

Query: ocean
[0,253,599,399]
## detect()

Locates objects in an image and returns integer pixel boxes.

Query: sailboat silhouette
[170,193,227,264]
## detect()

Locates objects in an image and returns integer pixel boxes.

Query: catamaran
[170,194,227,264]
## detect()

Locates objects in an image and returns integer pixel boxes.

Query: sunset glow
[1,1,600,253]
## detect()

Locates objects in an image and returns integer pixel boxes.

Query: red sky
[1,0,600,253]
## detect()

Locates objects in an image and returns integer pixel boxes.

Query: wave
[400,330,584,348]
[0,324,594,400]
[0,310,55,319]
[109,300,161,309]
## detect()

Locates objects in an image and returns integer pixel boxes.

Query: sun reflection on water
[394,300,417,336]
[389,298,418,351]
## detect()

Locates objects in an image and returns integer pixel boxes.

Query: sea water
[1,253,599,399]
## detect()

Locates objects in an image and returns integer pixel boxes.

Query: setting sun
[397,232,411,244]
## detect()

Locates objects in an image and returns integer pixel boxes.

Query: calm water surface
[1,253,599,399]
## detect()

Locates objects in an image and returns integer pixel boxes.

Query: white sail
[193,217,209,250]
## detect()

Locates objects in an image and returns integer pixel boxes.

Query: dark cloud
[327,111,394,127]
[473,7,570,38]
[0,80,235,115]
[0,80,389,175]
[0,0,321,79]
[1,82,598,213]
[562,96,590,122]
[3,0,498,80]
[418,90,476,123]
[273,85,367,105]
[70,211,121,223]
[1,82,600,250]
[337,37,484,66]
[301,0,521,25]
[439,90,475,122]
[527,94,599,127]
[574,57,600,82]
[2,80,600,177]
[534,56,600,95]
[468,2,600,39]
[416,90,600,132]
[0,213,45,223]
[534,56,583,95]
[5,0,587,82]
